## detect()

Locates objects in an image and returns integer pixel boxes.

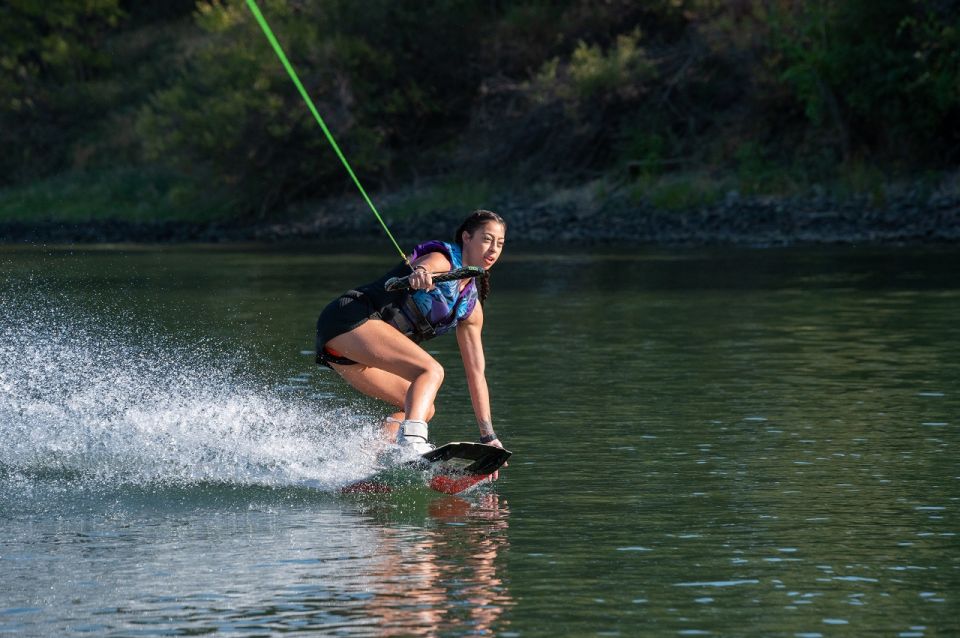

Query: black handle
[384,265,486,291]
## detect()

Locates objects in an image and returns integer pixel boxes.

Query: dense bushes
[136,0,503,213]
[767,0,960,167]
[0,0,123,183]
[1,0,957,219]
[469,0,959,185]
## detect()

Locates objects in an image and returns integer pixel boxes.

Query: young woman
[316,210,507,456]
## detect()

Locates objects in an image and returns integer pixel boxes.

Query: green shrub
[618,129,670,177]
[630,173,724,211]
[0,0,124,185]
[768,0,959,165]
[384,179,494,221]
[569,29,654,99]
[834,160,888,205]
[0,168,232,223]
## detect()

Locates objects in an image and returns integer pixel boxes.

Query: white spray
[0,290,381,492]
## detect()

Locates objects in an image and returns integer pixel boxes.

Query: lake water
[1,243,958,637]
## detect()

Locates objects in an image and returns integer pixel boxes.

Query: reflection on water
[356,494,511,636]
[1,244,958,636]
[0,484,512,636]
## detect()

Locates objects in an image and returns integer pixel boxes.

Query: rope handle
[384,266,486,291]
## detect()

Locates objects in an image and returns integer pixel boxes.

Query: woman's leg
[328,365,436,440]
[326,319,443,422]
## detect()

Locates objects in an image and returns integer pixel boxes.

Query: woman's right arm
[407,252,452,290]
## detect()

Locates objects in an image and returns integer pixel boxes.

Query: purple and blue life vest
[404,240,478,337]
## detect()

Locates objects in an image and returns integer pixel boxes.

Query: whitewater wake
[0,289,381,494]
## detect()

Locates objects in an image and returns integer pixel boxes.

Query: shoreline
[2,189,958,247]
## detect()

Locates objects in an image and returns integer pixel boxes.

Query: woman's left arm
[456,304,502,448]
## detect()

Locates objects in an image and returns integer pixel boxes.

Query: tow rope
[245,0,409,266]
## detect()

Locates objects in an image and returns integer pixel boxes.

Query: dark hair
[454,209,505,306]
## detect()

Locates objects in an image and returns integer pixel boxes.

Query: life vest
[392,240,478,341]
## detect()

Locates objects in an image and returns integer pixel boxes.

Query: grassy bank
[4,163,956,230]
[623,164,957,212]
[0,168,234,224]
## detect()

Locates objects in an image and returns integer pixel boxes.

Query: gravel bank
[2,191,957,246]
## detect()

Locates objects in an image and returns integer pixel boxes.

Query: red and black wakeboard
[342,441,511,495]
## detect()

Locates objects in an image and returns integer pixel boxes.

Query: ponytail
[477,271,491,305]
[454,209,505,306]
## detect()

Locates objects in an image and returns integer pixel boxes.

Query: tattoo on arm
[478,419,495,438]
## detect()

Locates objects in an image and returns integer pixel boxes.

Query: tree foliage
[0,0,123,182]
[2,0,957,217]
[767,0,960,166]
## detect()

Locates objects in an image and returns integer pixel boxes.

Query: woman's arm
[407,251,452,290]
[456,305,501,445]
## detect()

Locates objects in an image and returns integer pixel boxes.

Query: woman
[316,210,507,457]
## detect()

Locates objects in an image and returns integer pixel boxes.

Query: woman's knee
[416,359,444,386]
[408,356,444,387]
[429,360,445,384]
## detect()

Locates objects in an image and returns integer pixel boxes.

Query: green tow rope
[245,0,410,265]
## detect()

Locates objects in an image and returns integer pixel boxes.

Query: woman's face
[462,221,506,269]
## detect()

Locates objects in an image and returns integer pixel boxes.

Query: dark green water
[1,244,958,637]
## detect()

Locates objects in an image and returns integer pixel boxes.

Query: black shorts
[315,291,376,367]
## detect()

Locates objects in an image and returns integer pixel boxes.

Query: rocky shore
[2,188,958,247]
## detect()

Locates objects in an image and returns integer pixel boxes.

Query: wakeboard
[342,441,511,495]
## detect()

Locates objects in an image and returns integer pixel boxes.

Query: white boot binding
[397,419,433,455]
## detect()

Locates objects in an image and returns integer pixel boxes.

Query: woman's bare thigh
[329,362,410,409]
[327,319,438,381]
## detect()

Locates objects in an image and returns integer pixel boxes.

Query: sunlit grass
[382,178,496,222]
[0,168,234,223]
[624,172,724,210]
